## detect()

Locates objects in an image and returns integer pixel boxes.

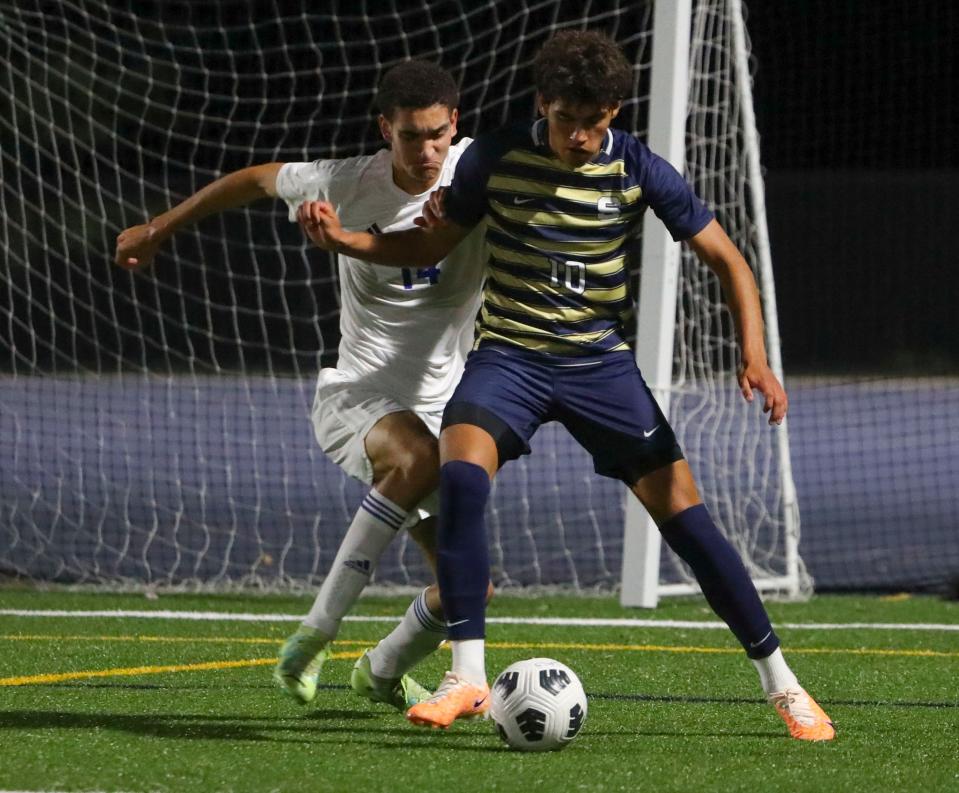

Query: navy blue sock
[659,504,779,659]
[437,460,491,641]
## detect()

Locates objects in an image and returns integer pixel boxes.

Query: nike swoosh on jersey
[643,425,661,438]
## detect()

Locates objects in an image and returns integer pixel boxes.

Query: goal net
[0,0,807,595]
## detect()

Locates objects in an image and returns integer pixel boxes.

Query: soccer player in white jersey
[114,60,488,711]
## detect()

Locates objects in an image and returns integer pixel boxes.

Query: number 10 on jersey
[550,259,586,294]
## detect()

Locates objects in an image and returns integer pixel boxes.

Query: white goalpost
[621,0,806,605]
[621,0,695,607]
[0,0,809,598]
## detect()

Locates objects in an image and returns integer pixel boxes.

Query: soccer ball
[489,657,587,751]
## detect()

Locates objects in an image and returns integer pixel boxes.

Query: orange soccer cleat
[406,671,490,729]
[768,685,836,741]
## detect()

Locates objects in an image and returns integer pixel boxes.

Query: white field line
[0,608,956,632]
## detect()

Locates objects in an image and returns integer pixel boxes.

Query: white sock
[366,588,446,679]
[302,490,406,637]
[450,638,486,685]
[752,647,799,695]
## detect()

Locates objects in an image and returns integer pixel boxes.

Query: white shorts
[310,367,442,524]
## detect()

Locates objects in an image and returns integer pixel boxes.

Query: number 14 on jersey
[401,265,441,290]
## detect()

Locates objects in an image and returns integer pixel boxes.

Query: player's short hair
[376,60,459,119]
[533,30,632,108]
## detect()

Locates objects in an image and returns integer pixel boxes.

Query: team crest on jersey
[597,196,621,215]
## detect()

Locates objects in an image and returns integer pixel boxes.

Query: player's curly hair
[375,60,459,119]
[533,30,632,107]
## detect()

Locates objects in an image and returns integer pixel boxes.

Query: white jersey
[275,139,485,412]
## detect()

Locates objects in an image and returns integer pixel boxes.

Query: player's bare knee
[371,440,439,503]
[393,434,440,490]
[631,460,701,525]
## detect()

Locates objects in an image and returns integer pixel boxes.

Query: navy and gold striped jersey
[444,119,713,356]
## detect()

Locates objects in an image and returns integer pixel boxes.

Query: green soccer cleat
[350,650,433,712]
[273,626,331,704]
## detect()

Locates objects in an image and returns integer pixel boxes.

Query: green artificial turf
[0,590,956,792]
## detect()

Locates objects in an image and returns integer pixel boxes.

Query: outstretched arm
[114,163,283,269]
[687,218,788,424]
[296,189,470,269]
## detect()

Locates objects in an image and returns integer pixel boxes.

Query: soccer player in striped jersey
[298,32,835,740]
[114,60,491,713]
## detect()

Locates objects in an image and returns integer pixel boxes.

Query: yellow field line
[768,647,959,658]
[0,651,364,687]
[3,633,957,658]
[0,658,276,687]
[485,641,959,658]
[2,633,956,687]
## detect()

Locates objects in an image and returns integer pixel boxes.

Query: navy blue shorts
[441,343,683,485]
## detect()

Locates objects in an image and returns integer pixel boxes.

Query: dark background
[748,1,958,373]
